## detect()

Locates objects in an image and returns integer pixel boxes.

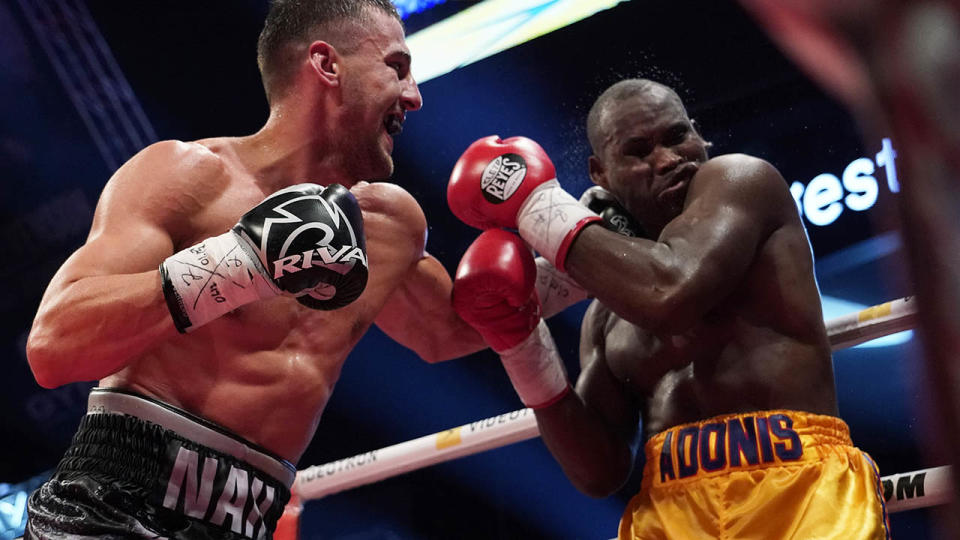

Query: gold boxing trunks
[619,410,891,539]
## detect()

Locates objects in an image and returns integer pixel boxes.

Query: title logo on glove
[481,153,527,204]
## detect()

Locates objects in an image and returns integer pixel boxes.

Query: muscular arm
[26,141,218,388]
[534,300,641,497]
[375,251,487,363]
[566,155,787,334]
[360,183,486,363]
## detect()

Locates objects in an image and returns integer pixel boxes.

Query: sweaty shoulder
[101,141,228,215]
[698,154,787,194]
[351,182,428,254]
[694,153,795,218]
[109,140,226,191]
[97,140,235,238]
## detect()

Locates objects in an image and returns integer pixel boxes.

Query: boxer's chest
[603,313,688,393]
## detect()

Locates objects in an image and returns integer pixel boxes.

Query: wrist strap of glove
[160,231,277,333]
[535,256,589,319]
[517,180,601,272]
[498,319,571,409]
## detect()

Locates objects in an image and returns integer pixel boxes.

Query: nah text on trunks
[162,446,280,539]
[659,413,803,483]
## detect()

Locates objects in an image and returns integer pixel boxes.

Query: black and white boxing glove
[160,183,368,333]
[579,185,643,238]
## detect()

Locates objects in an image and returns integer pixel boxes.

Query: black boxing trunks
[26,388,295,540]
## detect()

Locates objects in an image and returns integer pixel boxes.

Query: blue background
[0,0,950,538]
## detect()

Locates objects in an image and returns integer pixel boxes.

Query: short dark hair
[257,0,401,103]
[586,78,681,156]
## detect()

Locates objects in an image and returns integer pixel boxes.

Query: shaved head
[587,79,686,157]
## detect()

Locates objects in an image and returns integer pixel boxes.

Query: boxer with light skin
[449,79,891,538]
[23,1,491,538]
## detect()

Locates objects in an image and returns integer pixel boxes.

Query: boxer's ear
[309,41,340,88]
[691,119,713,151]
[588,155,608,189]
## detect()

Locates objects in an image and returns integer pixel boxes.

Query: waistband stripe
[655,411,844,485]
[88,388,295,486]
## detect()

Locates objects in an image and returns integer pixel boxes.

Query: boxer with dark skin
[536,78,838,495]
[449,78,888,538]
[24,2,486,537]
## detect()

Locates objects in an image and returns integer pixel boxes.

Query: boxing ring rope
[295,295,952,513]
[826,296,918,350]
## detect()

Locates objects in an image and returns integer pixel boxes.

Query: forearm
[398,287,490,361]
[535,390,636,497]
[423,312,489,362]
[376,254,488,363]
[27,270,178,387]
[565,225,684,332]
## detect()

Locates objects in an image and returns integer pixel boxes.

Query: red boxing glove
[452,229,541,352]
[453,229,571,409]
[447,136,601,272]
[448,136,556,230]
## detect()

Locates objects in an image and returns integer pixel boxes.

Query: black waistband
[41,388,295,539]
[87,388,295,486]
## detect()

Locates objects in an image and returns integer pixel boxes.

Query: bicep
[657,160,782,315]
[50,219,174,291]
[41,140,224,299]
[44,172,182,298]
[660,199,761,298]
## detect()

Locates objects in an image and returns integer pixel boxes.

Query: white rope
[297,296,947,513]
[883,465,953,513]
[296,408,539,500]
[826,296,918,350]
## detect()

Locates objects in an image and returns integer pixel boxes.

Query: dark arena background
[0,0,952,538]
